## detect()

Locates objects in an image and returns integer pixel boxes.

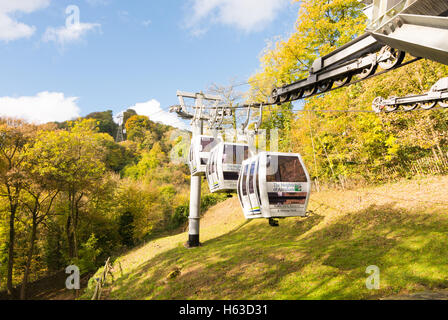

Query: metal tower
[171,91,222,248]
[115,112,125,143]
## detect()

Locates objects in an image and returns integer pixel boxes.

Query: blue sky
[0,0,300,129]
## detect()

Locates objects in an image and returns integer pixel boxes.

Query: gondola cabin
[189,136,219,176]
[238,152,311,220]
[206,143,250,193]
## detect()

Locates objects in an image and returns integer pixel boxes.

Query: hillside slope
[85,176,448,300]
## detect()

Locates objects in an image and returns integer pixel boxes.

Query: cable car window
[249,162,255,194]
[236,146,248,164]
[268,192,307,205]
[266,156,308,183]
[223,145,235,164]
[201,137,215,152]
[223,144,232,164]
[242,165,249,196]
[223,172,239,180]
[223,145,250,164]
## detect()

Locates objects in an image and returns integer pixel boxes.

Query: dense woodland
[0,111,226,299]
[2,0,448,299]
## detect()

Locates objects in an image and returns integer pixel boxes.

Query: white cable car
[189,135,219,176]
[237,152,311,225]
[206,143,249,193]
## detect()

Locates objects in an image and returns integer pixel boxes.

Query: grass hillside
[84,176,448,300]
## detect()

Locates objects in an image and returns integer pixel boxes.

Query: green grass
[83,176,448,300]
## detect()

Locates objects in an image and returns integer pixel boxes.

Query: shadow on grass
[107,203,448,300]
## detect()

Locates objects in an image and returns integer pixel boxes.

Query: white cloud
[0,0,50,41]
[0,92,81,124]
[43,22,101,45]
[120,99,189,131]
[186,0,289,35]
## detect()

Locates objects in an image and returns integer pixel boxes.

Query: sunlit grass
[82,175,448,300]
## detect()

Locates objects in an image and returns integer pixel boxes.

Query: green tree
[123,142,167,179]
[85,110,118,138]
[78,234,101,273]
[27,120,106,260]
[18,169,59,300]
[0,119,36,296]
[249,0,366,152]
[125,115,151,143]
[113,179,159,242]
[118,211,134,247]
[123,109,137,129]
[249,0,448,184]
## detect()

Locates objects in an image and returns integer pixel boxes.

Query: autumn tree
[123,142,167,179]
[85,110,118,138]
[125,115,151,143]
[0,119,36,296]
[123,109,137,128]
[28,120,106,260]
[249,0,365,92]
[248,0,367,151]
[248,0,448,183]
[18,173,59,300]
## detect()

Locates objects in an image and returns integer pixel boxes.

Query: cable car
[238,152,311,224]
[206,143,250,193]
[189,135,219,176]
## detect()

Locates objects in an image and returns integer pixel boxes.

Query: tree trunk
[73,193,83,260]
[66,210,74,259]
[72,193,78,260]
[66,191,80,259]
[20,217,37,300]
[6,205,16,297]
[73,227,78,260]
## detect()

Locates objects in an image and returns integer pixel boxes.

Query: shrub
[78,234,102,273]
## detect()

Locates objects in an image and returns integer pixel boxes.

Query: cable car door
[206,149,214,191]
[209,147,218,192]
[239,162,252,218]
[263,153,310,218]
[199,136,216,164]
[212,147,220,191]
[248,159,262,217]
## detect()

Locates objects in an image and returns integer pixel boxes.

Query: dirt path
[0,271,91,300]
